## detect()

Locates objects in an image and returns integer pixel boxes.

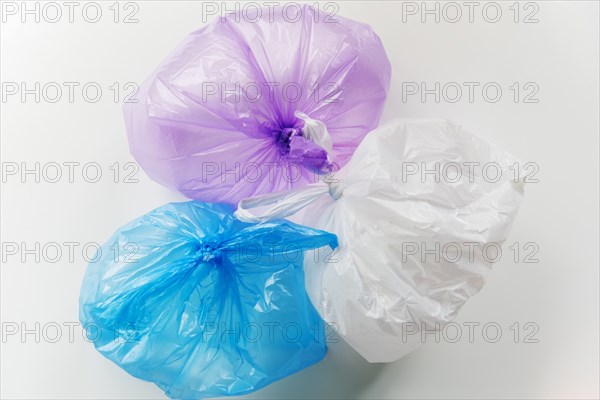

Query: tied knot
[195,243,221,263]
[328,181,344,200]
[271,112,334,174]
[275,127,303,155]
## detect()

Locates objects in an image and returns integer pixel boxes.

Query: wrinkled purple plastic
[124,5,391,204]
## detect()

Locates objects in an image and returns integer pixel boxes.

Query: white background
[1,1,598,398]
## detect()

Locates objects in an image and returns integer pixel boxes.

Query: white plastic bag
[235,119,528,362]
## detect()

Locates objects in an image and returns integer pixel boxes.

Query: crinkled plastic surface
[124,5,391,204]
[79,201,337,398]
[236,119,528,363]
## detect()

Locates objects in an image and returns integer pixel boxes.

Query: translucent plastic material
[79,201,338,398]
[236,119,529,363]
[124,5,391,204]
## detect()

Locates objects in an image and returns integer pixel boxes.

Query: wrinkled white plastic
[235,119,528,363]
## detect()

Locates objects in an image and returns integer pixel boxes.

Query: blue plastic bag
[79,201,338,399]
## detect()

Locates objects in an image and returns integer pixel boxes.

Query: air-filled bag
[80,201,338,398]
[124,5,391,204]
[236,119,529,362]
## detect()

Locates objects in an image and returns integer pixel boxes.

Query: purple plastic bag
[125,5,391,204]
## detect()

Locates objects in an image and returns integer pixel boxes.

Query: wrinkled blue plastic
[79,201,337,399]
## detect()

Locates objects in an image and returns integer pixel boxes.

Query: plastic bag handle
[235,185,328,223]
[295,111,334,161]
